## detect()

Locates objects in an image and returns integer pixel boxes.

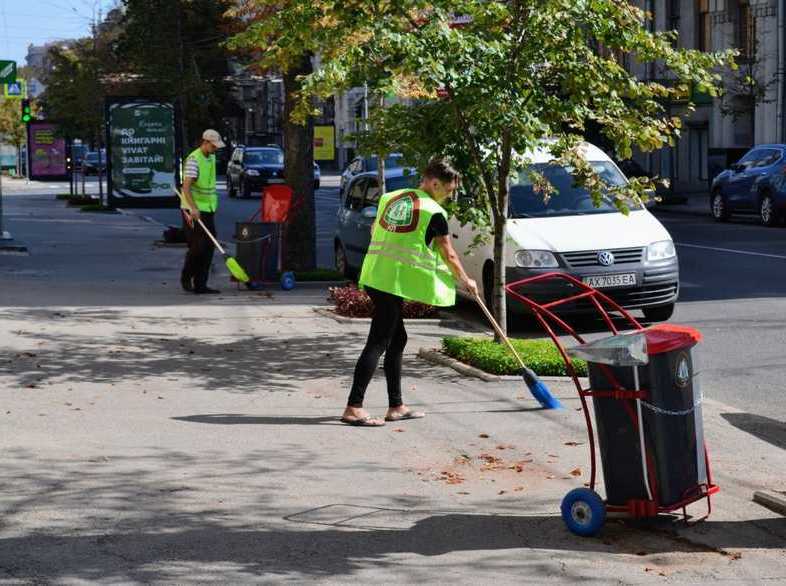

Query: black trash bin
[234,222,280,283]
[570,324,706,507]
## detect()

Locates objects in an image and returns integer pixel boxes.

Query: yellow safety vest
[359,188,456,306]
[182,147,217,213]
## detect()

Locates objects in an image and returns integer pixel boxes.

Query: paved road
[3,178,784,421]
[652,210,786,422]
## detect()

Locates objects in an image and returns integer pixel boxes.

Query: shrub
[442,336,588,377]
[327,284,438,318]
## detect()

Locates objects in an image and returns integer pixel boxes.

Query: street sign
[4,79,25,99]
[0,60,16,85]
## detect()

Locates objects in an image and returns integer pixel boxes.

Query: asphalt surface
[652,210,786,423]
[0,186,784,583]
[3,177,784,421]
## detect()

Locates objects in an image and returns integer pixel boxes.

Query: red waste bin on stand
[261,185,296,290]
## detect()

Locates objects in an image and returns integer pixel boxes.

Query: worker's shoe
[194,287,220,295]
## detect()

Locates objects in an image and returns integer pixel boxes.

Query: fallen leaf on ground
[456,491,470,495]
[570,468,582,476]
[479,433,490,439]
[513,486,524,492]
[564,441,583,446]
[546,474,556,479]
[498,490,506,495]
[392,428,404,433]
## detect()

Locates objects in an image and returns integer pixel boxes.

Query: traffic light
[21,99,31,123]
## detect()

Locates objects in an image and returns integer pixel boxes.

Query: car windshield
[366,155,403,172]
[509,161,636,218]
[245,150,283,165]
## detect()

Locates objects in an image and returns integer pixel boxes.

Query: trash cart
[505,273,719,537]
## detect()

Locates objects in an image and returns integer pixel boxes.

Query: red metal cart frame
[505,272,719,524]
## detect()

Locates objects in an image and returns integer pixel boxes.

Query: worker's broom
[174,188,250,283]
[473,292,562,409]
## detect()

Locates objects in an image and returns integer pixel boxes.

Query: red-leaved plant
[327,284,438,318]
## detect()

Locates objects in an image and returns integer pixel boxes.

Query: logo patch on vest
[379,191,420,233]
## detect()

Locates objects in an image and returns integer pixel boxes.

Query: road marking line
[677,242,786,260]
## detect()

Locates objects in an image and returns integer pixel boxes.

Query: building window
[696,0,711,52]
[668,0,681,34]
[734,0,756,59]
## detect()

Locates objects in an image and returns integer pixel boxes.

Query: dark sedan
[710,144,786,226]
[227,146,321,197]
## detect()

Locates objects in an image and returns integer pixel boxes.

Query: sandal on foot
[385,410,425,422]
[340,415,385,427]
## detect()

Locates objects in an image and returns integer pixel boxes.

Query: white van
[450,143,678,321]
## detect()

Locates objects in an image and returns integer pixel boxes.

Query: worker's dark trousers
[182,211,216,290]
[347,287,407,408]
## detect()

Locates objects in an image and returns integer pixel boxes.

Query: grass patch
[442,336,587,377]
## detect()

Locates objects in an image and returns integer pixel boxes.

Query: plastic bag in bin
[567,331,649,366]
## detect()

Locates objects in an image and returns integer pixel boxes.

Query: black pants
[347,288,408,408]
[182,211,216,290]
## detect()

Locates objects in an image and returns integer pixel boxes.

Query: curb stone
[313,307,460,326]
[417,347,587,385]
[753,491,786,516]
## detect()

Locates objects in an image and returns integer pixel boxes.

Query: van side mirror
[361,206,377,219]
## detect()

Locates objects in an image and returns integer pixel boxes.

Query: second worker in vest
[341,157,479,427]
[181,129,225,294]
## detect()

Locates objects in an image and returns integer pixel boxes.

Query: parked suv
[334,167,418,277]
[710,144,786,226]
[227,146,320,198]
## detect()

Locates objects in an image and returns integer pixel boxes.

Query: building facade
[633,0,784,194]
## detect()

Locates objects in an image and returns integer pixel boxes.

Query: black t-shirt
[425,213,449,247]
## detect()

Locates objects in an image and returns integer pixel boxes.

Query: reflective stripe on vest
[358,188,456,307]
[183,148,217,213]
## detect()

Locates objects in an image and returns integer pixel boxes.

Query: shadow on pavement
[172,414,343,426]
[0,328,460,394]
[721,413,786,451]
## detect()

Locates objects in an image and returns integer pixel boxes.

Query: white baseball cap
[202,129,226,148]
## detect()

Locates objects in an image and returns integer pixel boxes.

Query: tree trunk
[491,211,507,339]
[282,54,316,271]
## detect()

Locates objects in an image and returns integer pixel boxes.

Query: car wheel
[335,241,353,280]
[227,177,236,198]
[643,303,674,322]
[759,193,780,227]
[710,191,730,222]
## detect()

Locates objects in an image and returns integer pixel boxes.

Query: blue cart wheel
[280,271,296,291]
[561,488,606,537]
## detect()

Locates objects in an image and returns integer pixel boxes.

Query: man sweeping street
[341,157,479,427]
[180,129,225,294]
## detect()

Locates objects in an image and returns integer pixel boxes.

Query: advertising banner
[106,98,180,208]
[314,125,335,161]
[27,122,68,180]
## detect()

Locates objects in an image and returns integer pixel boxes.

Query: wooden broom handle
[473,292,526,370]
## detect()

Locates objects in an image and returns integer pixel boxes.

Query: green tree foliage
[229,3,317,271]
[116,0,236,146]
[230,0,735,329]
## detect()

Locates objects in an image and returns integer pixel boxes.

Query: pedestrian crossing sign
[3,79,25,99]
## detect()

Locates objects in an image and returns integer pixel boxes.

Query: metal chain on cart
[639,390,704,416]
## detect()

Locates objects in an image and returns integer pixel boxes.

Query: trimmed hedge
[442,335,587,377]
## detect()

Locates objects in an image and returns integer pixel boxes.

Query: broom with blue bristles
[473,291,562,409]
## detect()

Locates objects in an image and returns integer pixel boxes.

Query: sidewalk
[0,189,784,584]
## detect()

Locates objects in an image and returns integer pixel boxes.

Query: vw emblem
[597,251,615,266]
